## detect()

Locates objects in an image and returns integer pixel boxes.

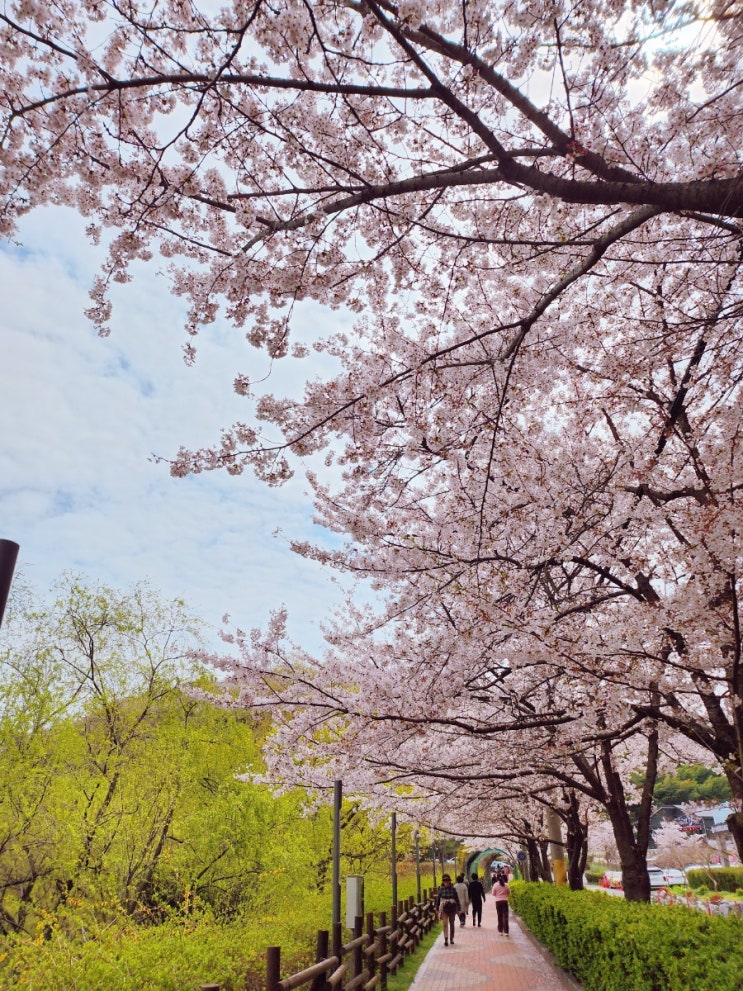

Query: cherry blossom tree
[651,819,702,870]
[206,604,709,898]
[2,1,740,391]
[3,0,743,889]
[588,818,620,868]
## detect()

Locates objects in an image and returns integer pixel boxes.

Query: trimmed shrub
[686,866,743,893]
[584,870,605,884]
[510,882,743,991]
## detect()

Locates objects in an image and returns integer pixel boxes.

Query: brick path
[407,896,581,991]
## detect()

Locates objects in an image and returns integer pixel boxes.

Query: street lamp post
[414,831,421,902]
[332,780,342,928]
[391,812,397,908]
[0,539,19,629]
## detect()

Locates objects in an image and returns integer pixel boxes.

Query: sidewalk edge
[512,911,584,991]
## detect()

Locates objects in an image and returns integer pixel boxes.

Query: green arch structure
[464,848,513,880]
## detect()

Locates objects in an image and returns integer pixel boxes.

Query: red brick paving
[408,897,581,991]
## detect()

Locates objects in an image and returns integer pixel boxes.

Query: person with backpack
[435,874,460,946]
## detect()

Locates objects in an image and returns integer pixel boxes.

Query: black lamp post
[0,539,19,629]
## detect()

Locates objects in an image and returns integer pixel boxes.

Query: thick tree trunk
[569,721,658,901]
[539,837,552,882]
[524,834,549,882]
[564,790,588,890]
[604,808,652,901]
[612,824,651,901]
[524,834,538,881]
[725,807,743,862]
[519,818,552,882]
[602,758,654,901]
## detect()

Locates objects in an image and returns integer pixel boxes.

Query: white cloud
[0,207,357,652]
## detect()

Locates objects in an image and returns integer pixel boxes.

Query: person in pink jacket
[491,869,511,936]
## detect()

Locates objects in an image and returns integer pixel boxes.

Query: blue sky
[0,206,354,653]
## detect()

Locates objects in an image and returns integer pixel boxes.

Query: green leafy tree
[0,576,402,934]
[631,764,732,807]
[0,577,205,931]
[0,647,68,933]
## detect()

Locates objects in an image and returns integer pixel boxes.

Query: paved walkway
[408,897,581,991]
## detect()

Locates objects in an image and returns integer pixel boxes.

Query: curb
[512,911,584,991]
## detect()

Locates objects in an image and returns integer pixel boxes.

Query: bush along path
[510,882,743,991]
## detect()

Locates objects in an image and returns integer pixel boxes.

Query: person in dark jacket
[435,874,460,945]
[468,871,486,926]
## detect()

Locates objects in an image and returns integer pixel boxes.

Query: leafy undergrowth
[1,911,315,991]
[0,874,431,991]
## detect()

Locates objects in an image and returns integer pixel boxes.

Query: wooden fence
[264,892,438,991]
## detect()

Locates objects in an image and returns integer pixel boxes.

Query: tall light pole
[414,830,421,902]
[0,539,19,629]
[390,812,398,908]
[332,779,342,927]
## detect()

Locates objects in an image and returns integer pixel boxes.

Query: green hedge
[510,882,743,991]
[686,866,743,893]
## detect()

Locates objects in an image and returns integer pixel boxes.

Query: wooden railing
[265,893,438,991]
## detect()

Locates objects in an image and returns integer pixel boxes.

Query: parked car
[647,865,687,888]
[662,867,688,886]
[647,866,665,888]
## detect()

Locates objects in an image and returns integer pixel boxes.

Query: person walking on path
[491,869,511,935]
[453,873,469,927]
[468,871,486,927]
[435,873,460,946]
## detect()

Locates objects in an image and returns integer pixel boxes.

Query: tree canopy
[648,764,733,807]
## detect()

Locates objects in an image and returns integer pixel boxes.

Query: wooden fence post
[379,910,388,991]
[365,912,376,987]
[332,920,343,961]
[266,946,281,991]
[353,916,363,981]
[310,930,329,991]
[389,903,399,975]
